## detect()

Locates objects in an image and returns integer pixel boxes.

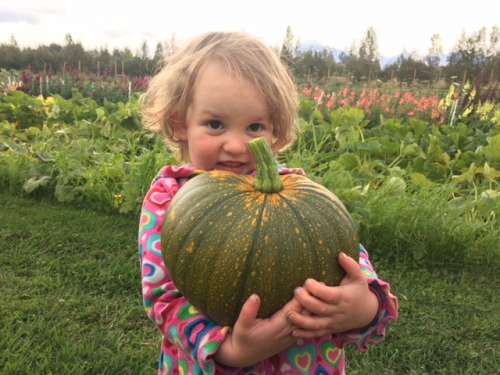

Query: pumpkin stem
[248,138,283,193]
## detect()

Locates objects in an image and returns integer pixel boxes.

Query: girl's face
[175,61,274,175]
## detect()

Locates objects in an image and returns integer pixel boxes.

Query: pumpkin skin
[161,170,359,326]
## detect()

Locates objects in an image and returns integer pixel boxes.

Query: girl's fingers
[294,287,335,316]
[270,297,301,333]
[337,252,364,282]
[237,294,260,329]
[297,281,341,308]
[287,310,335,331]
[304,279,342,304]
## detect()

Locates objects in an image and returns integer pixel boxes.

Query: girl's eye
[248,123,264,132]
[206,120,223,130]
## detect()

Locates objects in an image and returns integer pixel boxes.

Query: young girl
[139,31,398,374]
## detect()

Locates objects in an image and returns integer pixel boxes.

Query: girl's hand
[287,252,379,339]
[214,294,301,368]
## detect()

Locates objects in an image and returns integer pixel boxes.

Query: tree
[339,28,381,81]
[446,28,489,83]
[426,33,443,82]
[358,27,381,80]
[280,26,298,67]
[163,34,178,58]
[359,27,379,63]
[64,33,74,46]
[0,35,22,69]
[62,34,87,72]
[140,40,151,74]
[383,51,429,83]
[9,35,18,48]
[486,26,500,83]
[153,42,164,72]
[339,42,360,80]
[140,40,149,60]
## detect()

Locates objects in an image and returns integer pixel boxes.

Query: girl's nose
[222,135,248,156]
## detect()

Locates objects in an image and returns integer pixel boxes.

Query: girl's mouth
[215,161,248,174]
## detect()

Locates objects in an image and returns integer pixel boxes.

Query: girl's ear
[170,113,187,141]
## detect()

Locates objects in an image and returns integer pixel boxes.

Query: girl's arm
[139,168,229,373]
[332,244,399,351]
[281,168,399,350]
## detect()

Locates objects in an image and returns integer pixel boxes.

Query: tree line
[0,34,176,77]
[281,26,499,89]
[1,27,499,90]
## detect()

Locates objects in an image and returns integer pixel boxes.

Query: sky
[0,0,498,58]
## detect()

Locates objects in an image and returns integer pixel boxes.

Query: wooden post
[97,61,100,77]
[114,61,117,76]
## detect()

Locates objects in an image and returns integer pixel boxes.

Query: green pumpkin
[161,138,359,326]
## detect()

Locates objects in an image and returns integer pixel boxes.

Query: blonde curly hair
[140,31,298,161]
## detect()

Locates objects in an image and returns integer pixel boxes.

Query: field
[1,78,500,373]
[1,193,498,374]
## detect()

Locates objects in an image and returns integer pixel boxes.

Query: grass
[1,192,499,374]
[0,193,158,374]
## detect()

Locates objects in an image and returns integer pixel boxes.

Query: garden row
[1,90,499,267]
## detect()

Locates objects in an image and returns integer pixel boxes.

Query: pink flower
[313,86,325,105]
[326,94,336,109]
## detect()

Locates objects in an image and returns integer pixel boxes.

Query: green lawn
[1,192,499,374]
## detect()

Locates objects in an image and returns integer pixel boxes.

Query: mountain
[298,41,344,61]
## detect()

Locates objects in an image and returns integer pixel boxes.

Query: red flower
[326,94,336,109]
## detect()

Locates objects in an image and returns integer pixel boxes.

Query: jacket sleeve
[138,167,230,373]
[332,244,399,351]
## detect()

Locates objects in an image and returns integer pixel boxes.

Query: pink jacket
[139,165,398,374]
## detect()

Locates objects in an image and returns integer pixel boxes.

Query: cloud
[36,5,66,16]
[0,10,38,24]
[103,30,123,39]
